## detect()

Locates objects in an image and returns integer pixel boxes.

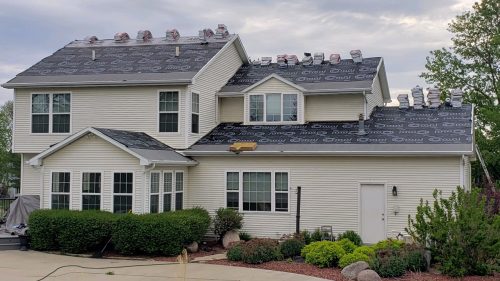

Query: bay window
[249,93,297,123]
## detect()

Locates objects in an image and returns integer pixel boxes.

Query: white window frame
[50,171,71,210]
[162,171,174,212]
[174,171,184,211]
[149,171,161,213]
[191,92,200,134]
[224,170,290,214]
[30,92,72,135]
[112,171,134,214]
[80,171,103,211]
[152,170,184,213]
[248,93,299,124]
[158,90,181,134]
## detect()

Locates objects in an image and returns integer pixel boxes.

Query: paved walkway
[0,250,328,281]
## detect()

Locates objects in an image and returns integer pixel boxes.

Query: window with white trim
[191,92,199,133]
[32,93,71,133]
[150,172,160,213]
[249,93,297,123]
[159,91,179,132]
[225,171,289,212]
[163,172,173,212]
[51,172,70,209]
[82,172,101,210]
[175,172,184,210]
[113,173,133,213]
[161,171,183,212]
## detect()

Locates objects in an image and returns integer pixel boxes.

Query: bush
[239,231,252,241]
[301,241,346,268]
[353,246,375,258]
[240,238,280,264]
[337,230,363,246]
[401,244,427,272]
[310,229,323,242]
[372,249,406,278]
[372,238,404,252]
[336,238,357,254]
[280,239,304,258]
[339,252,371,268]
[298,230,312,245]
[112,208,211,256]
[227,241,244,261]
[213,208,243,240]
[29,209,116,253]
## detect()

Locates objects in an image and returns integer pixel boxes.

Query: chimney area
[357,114,367,135]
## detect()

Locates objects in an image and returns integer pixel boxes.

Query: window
[175,172,184,210]
[82,172,101,210]
[150,172,160,213]
[52,172,70,209]
[113,173,133,213]
[162,171,183,212]
[32,93,71,133]
[191,92,199,133]
[249,93,297,123]
[226,171,289,212]
[159,91,179,132]
[163,172,173,212]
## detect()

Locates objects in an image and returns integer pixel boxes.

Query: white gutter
[183,150,474,156]
[2,79,192,89]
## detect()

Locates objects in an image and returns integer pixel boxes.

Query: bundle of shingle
[411,85,425,109]
[286,55,299,65]
[397,94,409,109]
[427,88,441,108]
[302,53,313,66]
[261,57,272,66]
[450,88,464,108]
[330,54,341,64]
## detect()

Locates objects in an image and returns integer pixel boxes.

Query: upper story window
[159,91,179,133]
[249,93,297,123]
[32,93,71,133]
[191,92,199,133]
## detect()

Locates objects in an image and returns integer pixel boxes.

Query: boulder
[341,261,370,280]
[222,230,240,249]
[186,241,199,253]
[357,270,381,281]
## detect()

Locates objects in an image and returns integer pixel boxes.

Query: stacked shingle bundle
[411,85,425,109]
[427,88,441,108]
[214,24,229,39]
[450,88,464,108]
[166,29,180,41]
[350,49,363,63]
[277,54,287,68]
[313,52,324,65]
[261,57,272,66]
[286,54,299,66]
[329,54,341,64]
[302,53,313,66]
[398,94,409,109]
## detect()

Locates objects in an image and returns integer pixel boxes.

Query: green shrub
[213,208,243,240]
[372,249,406,278]
[401,244,427,272]
[353,246,375,258]
[339,252,371,268]
[28,209,116,253]
[112,208,211,256]
[239,231,252,241]
[299,230,312,245]
[337,230,363,246]
[227,241,244,261]
[336,238,357,254]
[310,229,322,242]
[240,238,280,264]
[372,238,404,252]
[301,241,346,268]
[280,239,304,258]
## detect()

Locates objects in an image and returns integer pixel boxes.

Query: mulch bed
[206,259,500,281]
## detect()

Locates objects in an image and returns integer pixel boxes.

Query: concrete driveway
[0,250,328,281]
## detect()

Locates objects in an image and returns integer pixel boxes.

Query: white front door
[360,184,386,244]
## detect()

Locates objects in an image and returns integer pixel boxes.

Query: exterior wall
[219,97,244,123]
[366,74,385,117]
[21,153,41,197]
[189,42,243,145]
[463,156,471,190]
[13,85,189,153]
[187,156,461,238]
[305,94,364,121]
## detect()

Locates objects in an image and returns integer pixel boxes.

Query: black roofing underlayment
[195,105,473,146]
[18,42,227,76]
[225,57,381,86]
[94,128,173,150]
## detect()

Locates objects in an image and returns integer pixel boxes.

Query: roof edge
[183,150,474,157]
[1,78,192,89]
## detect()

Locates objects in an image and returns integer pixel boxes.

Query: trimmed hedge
[240,238,281,264]
[280,238,304,258]
[301,241,346,268]
[339,252,371,268]
[337,230,363,246]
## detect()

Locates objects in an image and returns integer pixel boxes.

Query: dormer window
[249,93,298,123]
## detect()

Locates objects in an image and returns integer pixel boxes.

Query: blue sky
[0,0,475,104]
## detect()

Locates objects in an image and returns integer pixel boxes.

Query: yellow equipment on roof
[229,142,257,152]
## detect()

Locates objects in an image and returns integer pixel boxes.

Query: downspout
[143,163,156,214]
[363,91,367,120]
[460,155,465,189]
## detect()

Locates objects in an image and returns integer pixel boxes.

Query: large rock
[357,269,381,281]
[222,230,240,249]
[341,261,370,280]
[186,241,198,253]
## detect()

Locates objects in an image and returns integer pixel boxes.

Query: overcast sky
[0,0,476,105]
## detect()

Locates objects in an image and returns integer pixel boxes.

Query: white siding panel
[305,94,364,121]
[219,97,244,123]
[366,74,384,116]
[21,153,41,197]
[247,77,299,94]
[187,156,461,239]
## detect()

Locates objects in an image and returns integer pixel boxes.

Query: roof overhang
[375,58,391,103]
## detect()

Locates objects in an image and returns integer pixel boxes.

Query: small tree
[0,101,20,194]
[213,208,243,241]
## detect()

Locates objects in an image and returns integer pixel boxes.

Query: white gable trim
[241,74,306,93]
[374,58,391,103]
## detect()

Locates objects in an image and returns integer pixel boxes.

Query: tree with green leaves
[0,100,20,195]
[420,0,499,187]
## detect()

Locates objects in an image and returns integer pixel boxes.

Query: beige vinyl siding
[366,74,385,117]
[463,156,471,190]
[189,42,243,145]
[13,85,189,153]
[21,153,41,197]
[219,97,244,123]
[305,94,364,121]
[40,134,144,213]
[187,156,461,238]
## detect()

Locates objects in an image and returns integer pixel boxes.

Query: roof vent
[411,85,425,109]
[350,50,363,63]
[302,53,313,66]
[84,36,99,44]
[214,24,229,39]
[397,94,409,109]
[313,52,324,65]
[166,29,180,41]
[427,87,441,108]
[261,57,272,66]
[450,88,463,108]
[329,54,341,64]
[136,30,153,41]
[286,55,299,66]
[357,114,367,135]
[198,28,214,40]
[277,54,287,68]
[114,32,130,42]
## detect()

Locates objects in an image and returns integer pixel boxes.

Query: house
[2,26,474,243]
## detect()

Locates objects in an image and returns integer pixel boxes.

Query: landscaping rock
[222,230,240,249]
[357,269,381,281]
[186,241,199,253]
[341,261,370,280]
